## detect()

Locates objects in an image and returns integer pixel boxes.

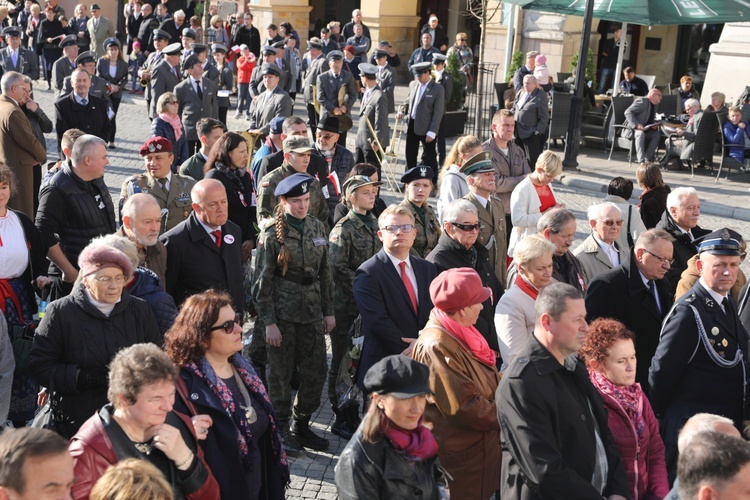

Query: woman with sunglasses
[151,92,189,172]
[252,173,335,456]
[399,165,440,258]
[165,290,289,500]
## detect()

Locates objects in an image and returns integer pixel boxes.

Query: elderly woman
[671,75,700,105]
[508,150,564,257]
[495,234,556,370]
[208,16,229,47]
[579,318,669,500]
[69,343,219,499]
[335,355,449,499]
[412,268,502,499]
[436,135,482,224]
[97,37,129,149]
[706,91,727,114]
[211,44,234,125]
[636,162,670,229]
[165,291,289,499]
[513,74,549,166]
[151,92,189,172]
[427,199,503,361]
[27,243,161,437]
[399,165,440,258]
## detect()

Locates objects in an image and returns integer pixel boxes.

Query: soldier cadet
[432,53,453,167]
[250,46,287,100]
[303,37,326,135]
[174,53,218,155]
[256,136,329,229]
[149,42,183,120]
[61,51,110,103]
[355,62,389,170]
[462,151,508,285]
[179,28,198,64]
[316,50,358,146]
[247,64,294,137]
[119,137,196,233]
[327,175,383,439]
[252,172,335,455]
[52,35,79,91]
[139,28,171,113]
[399,165,440,258]
[374,49,395,114]
[0,26,39,80]
[649,228,750,484]
[191,43,220,83]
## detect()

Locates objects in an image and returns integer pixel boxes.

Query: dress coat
[573,234,631,283]
[355,86,389,153]
[52,54,76,90]
[403,78,444,137]
[316,69,358,123]
[247,86,293,136]
[86,15,114,59]
[96,58,129,100]
[136,14,159,52]
[0,46,39,79]
[149,59,182,119]
[466,191,507,285]
[119,171,196,234]
[352,249,437,390]
[494,281,537,371]
[174,77,219,142]
[302,53,326,106]
[507,175,556,256]
[54,92,112,145]
[375,63,396,114]
[513,87,549,140]
[61,73,111,103]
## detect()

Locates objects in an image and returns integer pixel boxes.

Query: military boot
[292,414,330,451]
[280,420,304,457]
[346,403,362,427]
[330,406,355,439]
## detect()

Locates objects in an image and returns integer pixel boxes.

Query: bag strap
[175,375,199,416]
[626,205,634,248]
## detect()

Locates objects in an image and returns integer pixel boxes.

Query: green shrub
[569,49,597,90]
[446,51,465,111]
[506,50,524,83]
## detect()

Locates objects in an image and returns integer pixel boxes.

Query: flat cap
[363,355,433,398]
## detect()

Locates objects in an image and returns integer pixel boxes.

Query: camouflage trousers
[267,320,327,421]
[328,309,358,405]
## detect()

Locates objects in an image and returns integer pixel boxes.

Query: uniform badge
[711,326,720,336]
[301,182,308,193]
[685,294,695,303]
[704,297,715,308]
[722,338,728,347]
[262,181,270,187]
[330,234,339,242]
[709,339,715,346]
[223,234,235,244]
[721,228,731,241]
[190,393,199,400]
[419,167,427,177]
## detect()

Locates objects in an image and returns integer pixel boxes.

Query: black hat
[104,37,121,49]
[363,355,433,398]
[182,28,198,39]
[358,62,378,77]
[274,172,314,197]
[697,228,743,256]
[211,43,228,54]
[411,61,432,75]
[153,29,171,41]
[317,116,341,134]
[327,50,343,61]
[90,3,101,10]
[460,151,494,175]
[308,37,323,50]
[59,34,77,48]
[2,26,21,37]
[75,51,96,66]
[374,49,389,59]
[182,54,201,71]
[261,45,277,56]
[190,43,208,54]
[401,164,434,184]
[163,42,183,56]
[261,63,281,77]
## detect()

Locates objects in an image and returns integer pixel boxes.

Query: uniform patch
[262,181,270,187]
[313,237,327,246]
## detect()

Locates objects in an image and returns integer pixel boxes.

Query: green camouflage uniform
[118,173,196,233]
[256,163,329,232]
[327,210,381,404]
[252,215,334,421]
[400,199,441,258]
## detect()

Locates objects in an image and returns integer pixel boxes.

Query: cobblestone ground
[29,83,750,498]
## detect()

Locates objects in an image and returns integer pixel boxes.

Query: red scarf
[382,415,438,461]
[515,274,539,300]
[589,369,645,448]
[433,309,496,366]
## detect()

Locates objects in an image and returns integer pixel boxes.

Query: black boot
[346,403,362,427]
[292,414,329,451]
[280,420,304,457]
[331,406,354,439]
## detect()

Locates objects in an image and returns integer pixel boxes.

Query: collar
[196,216,219,234]
[199,150,209,161]
[473,191,489,208]
[385,250,410,270]
[528,333,574,375]
[151,171,172,184]
[435,69,444,78]
[699,277,728,303]
[190,76,201,85]
[592,233,618,253]
[74,93,90,104]
[637,269,651,288]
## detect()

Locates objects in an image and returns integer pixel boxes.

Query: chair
[656,94,679,117]
[655,84,671,95]
[557,72,572,83]
[664,111,718,178]
[716,111,750,182]
[547,92,573,149]
[552,82,571,93]
[581,104,614,152]
[608,96,636,165]
[494,82,509,108]
[636,74,656,90]
[741,104,750,124]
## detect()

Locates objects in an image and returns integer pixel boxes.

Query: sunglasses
[451,222,480,232]
[597,219,624,227]
[209,313,242,334]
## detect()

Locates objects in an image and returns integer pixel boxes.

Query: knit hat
[78,245,133,279]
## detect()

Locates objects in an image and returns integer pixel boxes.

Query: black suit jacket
[54,92,111,146]
[353,249,437,389]
[160,212,244,315]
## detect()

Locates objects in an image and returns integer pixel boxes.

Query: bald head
[191,179,225,204]
[191,179,228,229]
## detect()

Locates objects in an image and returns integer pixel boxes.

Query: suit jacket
[355,86,389,152]
[0,46,39,80]
[353,249,437,389]
[586,256,673,386]
[248,62,289,98]
[513,87,549,139]
[54,92,111,145]
[160,212,245,314]
[625,97,655,129]
[573,234,631,283]
[215,66,233,108]
[436,71,453,108]
[52,55,77,91]
[96,58,129,99]
[303,54,326,104]
[376,63,396,114]
[175,77,219,141]
[136,15,159,52]
[466,191,507,286]
[61,73,111,104]
[149,59,182,119]
[86,16,114,59]
[316,70,358,122]
[403,79,445,137]
[247,86,293,135]
[0,94,47,218]
[119,172,196,233]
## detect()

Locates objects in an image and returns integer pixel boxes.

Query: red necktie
[399,261,418,313]
[211,230,222,248]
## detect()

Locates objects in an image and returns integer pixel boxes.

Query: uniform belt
[274,270,318,286]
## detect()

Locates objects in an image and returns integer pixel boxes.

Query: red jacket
[596,387,669,500]
[237,55,255,84]
[69,406,220,500]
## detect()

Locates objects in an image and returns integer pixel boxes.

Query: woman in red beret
[411,267,502,499]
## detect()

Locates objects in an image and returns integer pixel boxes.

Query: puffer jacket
[126,267,178,335]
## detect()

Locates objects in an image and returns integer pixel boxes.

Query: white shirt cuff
[426,131,436,140]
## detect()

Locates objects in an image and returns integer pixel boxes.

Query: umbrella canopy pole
[612,22,628,95]
[562,0,596,170]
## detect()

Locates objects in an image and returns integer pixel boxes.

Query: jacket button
[581,414,586,421]
[190,393,199,400]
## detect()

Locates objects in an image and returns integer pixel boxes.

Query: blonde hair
[455,32,467,43]
[536,150,563,178]
[157,91,177,114]
[439,135,482,187]
[210,15,222,28]
[514,234,556,268]
[90,459,173,500]
[274,203,290,275]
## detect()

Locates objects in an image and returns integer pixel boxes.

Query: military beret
[697,228,743,256]
[401,164,434,184]
[363,355,433,398]
[358,62,378,77]
[75,51,96,66]
[410,61,432,75]
[163,43,183,56]
[59,34,78,48]
[139,136,174,156]
[260,63,281,77]
[283,136,314,154]
[274,172,314,198]
[327,50,344,61]
[153,29,171,41]
[182,54,201,71]
[343,45,355,56]
[460,151,494,176]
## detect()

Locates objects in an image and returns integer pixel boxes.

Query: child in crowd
[129,40,146,94]
[533,53,551,90]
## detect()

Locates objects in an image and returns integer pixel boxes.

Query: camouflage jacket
[400,199,440,259]
[256,162,329,232]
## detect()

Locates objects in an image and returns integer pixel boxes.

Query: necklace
[233,369,257,424]
[133,440,155,455]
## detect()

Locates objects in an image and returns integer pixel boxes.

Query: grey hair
[0,71,24,93]
[21,75,32,85]
[535,282,583,323]
[634,228,674,250]
[70,135,107,166]
[677,432,750,500]
[121,192,161,222]
[90,234,140,269]
[443,199,477,223]
[523,75,537,84]
[514,234,556,268]
[666,186,698,210]
[537,208,576,233]
[684,98,700,110]
[173,9,185,19]
[677,413,737,453]
[586,202,621,222]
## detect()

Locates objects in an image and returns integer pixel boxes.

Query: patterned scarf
[184,354,289,483]
[382,415,438,462]
[589,369,645,447]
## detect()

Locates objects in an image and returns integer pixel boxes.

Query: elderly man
[427,198,503,360]
[656,186,710,290]
[303,37,325,135]
[316,116,354,222]
[179,117,226,181]
[51,35,79,91]
[120,137,196,233]
[158,8,186,44]
[624,88,662,164]
[421,14,448,53]
[60,51,110,102]
[603,176,646,252]
[586,229,675,385]
[663,98,704,169]
[54,68,112,151]
[0,26,39,80]
[317,50,358,146]
[86,4,114,58]
[398,61,444,173]
[574,202,631,282]
[513,50,537,92]
[618,67,648,96]
[513,74,548,167]
[650,228,749,483]
[247,63,293,139]
[407,32,440,70]
[677,432,750,500]
[342,9,370,41]
[496,282,629,499]
[117,193,168,287]
[174,54,219,155]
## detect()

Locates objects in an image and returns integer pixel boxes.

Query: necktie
[648,280,661,315]
[722,297,733,317]
[411,84,424,119]
[157,177,168,195]
[399,261,418,313]
[196,80,203,100]
[11,50,17,67]
[81,98,88,106]
[211,230,222,248]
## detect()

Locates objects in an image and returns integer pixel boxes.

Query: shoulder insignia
[330,233,339,242]
[262,181,270,187]
[684,294,696,303]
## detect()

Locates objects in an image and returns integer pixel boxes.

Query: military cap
[410,61,432,75]
[460,151,494,176]
[274,172,314,198]
[90,4,101,11]
[374,49,389,59]
[153,29,171,41]
[139,136,173,156]
[697,228,743,256]
[59,34,77,48]
[75,51,96,66]
[3,26,21,37]
[363,355,433,398]
[269,116,286,135]
[182,28,198,39]
[261,45,277,56]
[104,37,121,49]
[342,175,383,198]
[308,37,323,50]
[283,136,314,154]
[358,62,378,78]
[182,54,201,71]
[212,43,228,54]
[379,40,390,47]
[432,53,447,64]
[271,40,285,49]
[401,164,435,184]
[260,63,281,77]
[327,50,344,61]
[190,43,208,54]
[163,43,183,56]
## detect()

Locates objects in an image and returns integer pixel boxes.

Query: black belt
[274,270,318,286]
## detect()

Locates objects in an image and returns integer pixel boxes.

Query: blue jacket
[151,117,189,172]
[722,120,750,163]
[126,267,177,335]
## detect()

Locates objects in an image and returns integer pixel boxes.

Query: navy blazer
[353,249,437,389]
[151,117,189,171]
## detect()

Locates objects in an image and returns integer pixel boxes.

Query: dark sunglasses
[209,313,242,334]
[451,222,480,232]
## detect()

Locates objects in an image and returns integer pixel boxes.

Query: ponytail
[274,202,290,275]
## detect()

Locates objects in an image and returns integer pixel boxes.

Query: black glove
[76,368,109,390]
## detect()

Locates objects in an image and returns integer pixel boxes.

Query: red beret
[429,268,492,313]
[139,136,173,156]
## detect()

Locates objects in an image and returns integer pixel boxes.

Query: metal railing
[464,62,500,140]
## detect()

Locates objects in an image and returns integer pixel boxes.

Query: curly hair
[107,344,178,408]
[0,162,17,194]
[164,290,234,366]
[578,317,635,367]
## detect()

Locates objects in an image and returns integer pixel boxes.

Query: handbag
[9,322,37,373]
[30,386,68,438]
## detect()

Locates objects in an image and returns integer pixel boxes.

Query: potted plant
[443,50,468,137]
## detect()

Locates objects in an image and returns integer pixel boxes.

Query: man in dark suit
[355,63,389,170]
[126,0,144,55]
[317,50,358,146]
[303,37,326,135]
[247,63,293,138]
[586,228,675,385]
[0,26,39,80]
[54,69,112,150]
[618,66,649,96]
[342,9,370,41]
[398,61,445,174]
[60,51,110,104]
[149,42,182,120]
[158,9,186,44]
[625,88,663,163]
[512,50,536,92]
[432,53,453,167]
[649,228,749,484]
[174,54,218,155]
[160,178,244,314]
[353,204,438,391]
[374,49,395,114]
[513,74,548,167]
[421,14,448,52]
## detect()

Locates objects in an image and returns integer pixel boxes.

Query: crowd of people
[0,2,748,500]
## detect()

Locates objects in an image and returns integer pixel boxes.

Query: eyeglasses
[382,224,414,234]
[597,219,624,227]
[451,222,480,232]
[643,248,674,266]
[92,274,128,285]
[209,313,242,334]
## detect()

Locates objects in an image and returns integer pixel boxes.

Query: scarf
[183,355,289,483]
[515,273,539,300]
[433,309,495,366]
[382,415,438,462]
[589,369,645,448]
[158,112,183,141]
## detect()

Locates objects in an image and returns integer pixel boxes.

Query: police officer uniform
[316,50,358,146]
[149,42,183,120]
[119,137,196,233]
[649,228,749,483]
[0,26,39,80]
[355,62,390,171]
[399,165,441,258]
[190,43,220,83]
[247,64,293,136]
[52,35,78,91]
[252,172,334,455]
[141,29,171,111]
[432,53,453,167]
[180,28,198,65]
[60,51,111,103]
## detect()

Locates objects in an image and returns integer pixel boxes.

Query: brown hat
[78,245,133,279]
[429,268,492,313]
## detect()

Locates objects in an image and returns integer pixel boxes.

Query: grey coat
[52,55,76,91]
[624,96,655,128]
[249,63,289,99]
[356,86,389,151]
[303,54,327,104]
[376,63,396,114]
[175,77,219,142]
[402,79,445,137]
[0,46,39,80]
[316,70,358,122]
[513,88,549,139]
[247,87,294,136]
[149,59,181,119]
